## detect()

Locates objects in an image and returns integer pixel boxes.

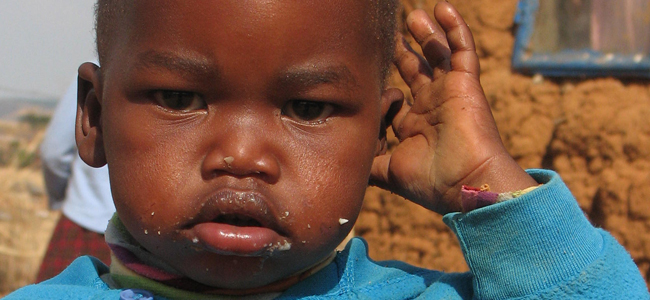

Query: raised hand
[371,2,537,215]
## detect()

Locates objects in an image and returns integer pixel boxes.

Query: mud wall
[357,0,650,286]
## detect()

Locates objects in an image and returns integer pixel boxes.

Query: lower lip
[192,223,285,256]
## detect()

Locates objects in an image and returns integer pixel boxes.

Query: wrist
[460,152,537,194]
[460,183,541,212]
[455,153,538,212]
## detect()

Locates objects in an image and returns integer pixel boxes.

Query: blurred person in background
[36,69,115,282]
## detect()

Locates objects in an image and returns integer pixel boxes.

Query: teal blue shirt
[6,170,649,299]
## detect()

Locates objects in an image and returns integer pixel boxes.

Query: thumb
[369,154,392,190]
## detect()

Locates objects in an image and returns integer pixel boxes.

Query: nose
[200,112,281,183]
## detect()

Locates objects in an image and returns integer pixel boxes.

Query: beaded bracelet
[460,184,540,213]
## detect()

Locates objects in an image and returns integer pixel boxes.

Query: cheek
[285,120,379,234]
[102,106,200,231]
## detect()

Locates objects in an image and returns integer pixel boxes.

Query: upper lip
[186,189,288,236]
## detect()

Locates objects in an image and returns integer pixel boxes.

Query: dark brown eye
[282,100,334,123]
[153,90,206,111]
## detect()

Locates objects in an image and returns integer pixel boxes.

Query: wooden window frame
[512,0,650,78]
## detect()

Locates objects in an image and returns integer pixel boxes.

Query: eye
[282,100,335,124]
[152,90,206,111]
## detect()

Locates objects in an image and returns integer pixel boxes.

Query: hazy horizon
[0,1,96,103]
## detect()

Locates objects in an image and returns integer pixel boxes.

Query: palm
[371,3,530,215]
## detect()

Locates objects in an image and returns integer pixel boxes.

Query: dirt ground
[358,0,650,288]
[0,118,58,295]
[1,0,650,295]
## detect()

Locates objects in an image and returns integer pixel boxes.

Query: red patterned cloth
[36,214,111,282]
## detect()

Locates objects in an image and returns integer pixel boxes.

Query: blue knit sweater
[5,170,649,299]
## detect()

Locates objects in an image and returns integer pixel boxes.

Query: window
[513,0,650,78]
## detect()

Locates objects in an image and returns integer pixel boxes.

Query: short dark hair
[95,0,399,82]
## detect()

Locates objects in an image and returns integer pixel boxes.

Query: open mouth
[214,214,263,227]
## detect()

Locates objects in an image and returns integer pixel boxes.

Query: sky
[0,1,96,102]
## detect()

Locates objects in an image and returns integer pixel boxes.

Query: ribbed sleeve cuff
[443,169,603,299]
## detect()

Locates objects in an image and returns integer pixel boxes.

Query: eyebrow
[132,51,357,91]
[278,64,358,91]
[132,50,217,79]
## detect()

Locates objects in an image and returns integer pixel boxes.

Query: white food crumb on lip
[264,240,292,253]
[192,237,199,243]
[157,231,161,235]
[224,156,235,164]
[307,224,311,229]
[151,212,155,216]
[144,229,148,235]
[284,211,289,217]
[277,240,291,251]
[338,218,349,225]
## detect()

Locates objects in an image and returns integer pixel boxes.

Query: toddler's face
[95,0,387,289]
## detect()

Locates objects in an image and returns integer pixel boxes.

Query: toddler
[7,0,649,299]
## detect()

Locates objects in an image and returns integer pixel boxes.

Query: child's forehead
[108,1,385,78]
[98,0,397,86]
[130,1,373,27]
[118,2,376,55]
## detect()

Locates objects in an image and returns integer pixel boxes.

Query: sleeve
[40,78,79,209]
[1,256,123,300]
[443,169,650,299]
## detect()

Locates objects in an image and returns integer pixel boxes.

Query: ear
[376,87,404,155]
[76,62,107,167]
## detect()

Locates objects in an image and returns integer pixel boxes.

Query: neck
[208,251,338,295]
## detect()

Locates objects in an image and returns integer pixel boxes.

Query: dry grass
[0,112,59,296]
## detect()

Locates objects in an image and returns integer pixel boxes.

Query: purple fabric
[461,185,498,212]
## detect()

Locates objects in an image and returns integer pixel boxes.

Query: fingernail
[423,19,435,33]
[407,10,434,34]
[418,11,436,33]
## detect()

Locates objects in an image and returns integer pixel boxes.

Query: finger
[393,34,433,95]
[433,2,480,75]
[406,9,451,78]
[381,88,404,127]
[389,98,412,141]
[369,154,391,190]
